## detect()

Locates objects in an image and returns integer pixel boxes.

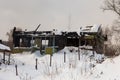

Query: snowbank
[1,47,120,80]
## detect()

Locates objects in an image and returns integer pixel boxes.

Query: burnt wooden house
[12,26,66,53]
[12,24,106,54]
[79,24,106,53]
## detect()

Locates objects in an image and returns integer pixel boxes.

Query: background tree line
[103,0,120,56]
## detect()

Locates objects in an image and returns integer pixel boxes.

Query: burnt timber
[12,24,107,54]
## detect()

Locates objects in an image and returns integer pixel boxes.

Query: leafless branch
[103,0,120,16]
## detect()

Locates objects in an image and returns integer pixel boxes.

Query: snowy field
[0,47,119,80]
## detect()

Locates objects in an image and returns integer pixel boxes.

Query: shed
[0,43,11,64]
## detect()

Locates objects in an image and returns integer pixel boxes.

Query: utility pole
[68,14,71,31]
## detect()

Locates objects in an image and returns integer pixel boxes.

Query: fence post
[78,47,80,60]
[93,47,95,56]
[3,51,5,64]
[35,58,38,70]
[15,64,18,76]
[50,54,52,67]
[8,53,11,65]
[64,52,66,63]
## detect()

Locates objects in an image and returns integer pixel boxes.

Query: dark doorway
[66,38,79,47]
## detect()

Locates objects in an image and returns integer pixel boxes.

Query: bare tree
[6,27,22,49]
[6,27,22,42]
[102,0,120,56]
[102,0,120,32]
[103,0,120,17]
[6,29,13,42]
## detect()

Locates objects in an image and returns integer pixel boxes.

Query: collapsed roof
[59,24,102,36]
[80,24,101,32]
[14,24,102,37]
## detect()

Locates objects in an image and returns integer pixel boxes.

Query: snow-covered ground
[0,47,119,80]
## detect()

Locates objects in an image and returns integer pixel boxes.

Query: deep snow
[0,47,119,80]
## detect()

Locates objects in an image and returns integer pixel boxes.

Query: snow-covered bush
[104,45,116,56]
[103,24,120,57]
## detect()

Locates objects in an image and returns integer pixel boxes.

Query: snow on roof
[0,43,10,51]
[52,24,101,35]
[80,24,101,33]
[91,24,101,32]
[53,30,62,35]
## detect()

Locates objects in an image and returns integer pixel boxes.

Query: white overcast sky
[0,0,118,40]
